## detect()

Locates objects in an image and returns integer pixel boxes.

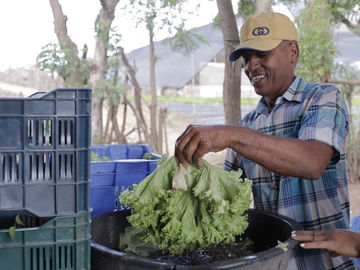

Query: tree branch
[330,80,360,86]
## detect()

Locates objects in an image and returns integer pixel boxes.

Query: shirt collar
[282,76,306,102]
[254,76,305,115]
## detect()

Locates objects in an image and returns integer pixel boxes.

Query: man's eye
[241,57,249,67]
[258,53,268,58]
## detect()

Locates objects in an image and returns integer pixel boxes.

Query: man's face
[242,41,296,100]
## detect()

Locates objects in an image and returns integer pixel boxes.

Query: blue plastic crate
[0,211,90,270]
[0,88,91,217]
[91,144,157,160]
[91,144,159,217]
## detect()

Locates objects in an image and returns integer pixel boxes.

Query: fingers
[175,125,230,167]
[174,125,212,167]
[292,230,336,254]
[192,141,210,167]
[292,230,328,242]
[175,125,204,167]
[299,240,330,250]
[329,251,341,257]
[182,133,202,166]
[175,125,192,167]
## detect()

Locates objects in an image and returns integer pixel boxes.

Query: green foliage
[95,20,112,44]
[142,152,156,160]
[328,0,360,34]
[335,63,360,98]
[8,226,15,241]
[91,28,124,103]
[8,213,25,241]
[138,94,260,105]
[125,0,186,29]
[237,0,256,19]
[157,154,169,165]
[295,0,336,83]
[119,226,158,256]
[93,78,124,106]
[163,24,209,55]
[38,19,121,96]
[37,40,90,87]
[120,156,252,254]
[122,0,205,55]
[37,43,66,75]
[353,97,360,107]
[91,151,111,162]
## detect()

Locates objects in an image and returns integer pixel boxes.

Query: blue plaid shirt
[224,76,356,270]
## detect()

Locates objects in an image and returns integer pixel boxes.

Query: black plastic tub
[91,208,301,270]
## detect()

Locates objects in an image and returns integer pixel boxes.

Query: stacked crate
[91,144,160,217]
[0,89,91,270]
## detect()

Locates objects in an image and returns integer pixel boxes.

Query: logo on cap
[252,27,270,36]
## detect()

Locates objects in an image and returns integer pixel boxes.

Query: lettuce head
[119,156,252,254]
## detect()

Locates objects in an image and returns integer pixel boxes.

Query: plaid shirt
[224,76,356,270]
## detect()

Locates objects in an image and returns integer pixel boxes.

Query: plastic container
[91,144,158,160]
[91,208,302,270]
[91,144,160,217]
[0,211,91,270]
[0,88,91,217]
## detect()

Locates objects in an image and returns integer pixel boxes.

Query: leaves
[163,25,208,55]
[296,0,335,83]
[8,213,24,241]
[8,226,16,241]
[91,151,111,162]
[36,41,90,87]
[142,152,155,160]
[15,215,24,226]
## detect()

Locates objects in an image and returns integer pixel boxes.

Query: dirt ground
[165,110,360,222]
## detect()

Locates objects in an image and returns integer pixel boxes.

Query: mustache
[248,69,265,79]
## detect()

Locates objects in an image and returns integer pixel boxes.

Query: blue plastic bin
[91,144,160,217]
[91,144,156,160]
[0,88,91,217]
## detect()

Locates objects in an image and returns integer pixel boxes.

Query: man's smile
[250,74,266,84]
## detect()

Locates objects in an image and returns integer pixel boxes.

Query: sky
[0,0,222,72]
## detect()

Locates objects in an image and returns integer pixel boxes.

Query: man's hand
[175,125,232,167]
[292,230,360,258]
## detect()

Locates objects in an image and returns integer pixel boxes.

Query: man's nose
[245,55,261,72]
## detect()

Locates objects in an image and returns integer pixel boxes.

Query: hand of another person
[292,230,360,258]
[174,125,232,167]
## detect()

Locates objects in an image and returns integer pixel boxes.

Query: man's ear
[289,41,299,64]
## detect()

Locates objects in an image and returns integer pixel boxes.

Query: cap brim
[229,39,282,62]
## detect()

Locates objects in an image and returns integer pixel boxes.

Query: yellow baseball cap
[229,12,298,62]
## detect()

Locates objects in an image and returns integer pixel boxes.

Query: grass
[352,97,360,106]
[137,94,260,105]
[130,95,360,107]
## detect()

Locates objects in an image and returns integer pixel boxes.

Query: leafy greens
[119,156,252,254]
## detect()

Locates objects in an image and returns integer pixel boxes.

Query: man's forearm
[227,126,334,179]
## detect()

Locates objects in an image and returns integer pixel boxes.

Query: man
[175,12,355,269]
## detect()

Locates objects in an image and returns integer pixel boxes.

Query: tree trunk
[216,0,242,125]
[256,0,271,13]
[49,0,80,86]
[89,0,119,144]
[120,49,149,142]
[149,30,159,152]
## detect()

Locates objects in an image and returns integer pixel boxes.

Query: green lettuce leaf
[119,156,252,254]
